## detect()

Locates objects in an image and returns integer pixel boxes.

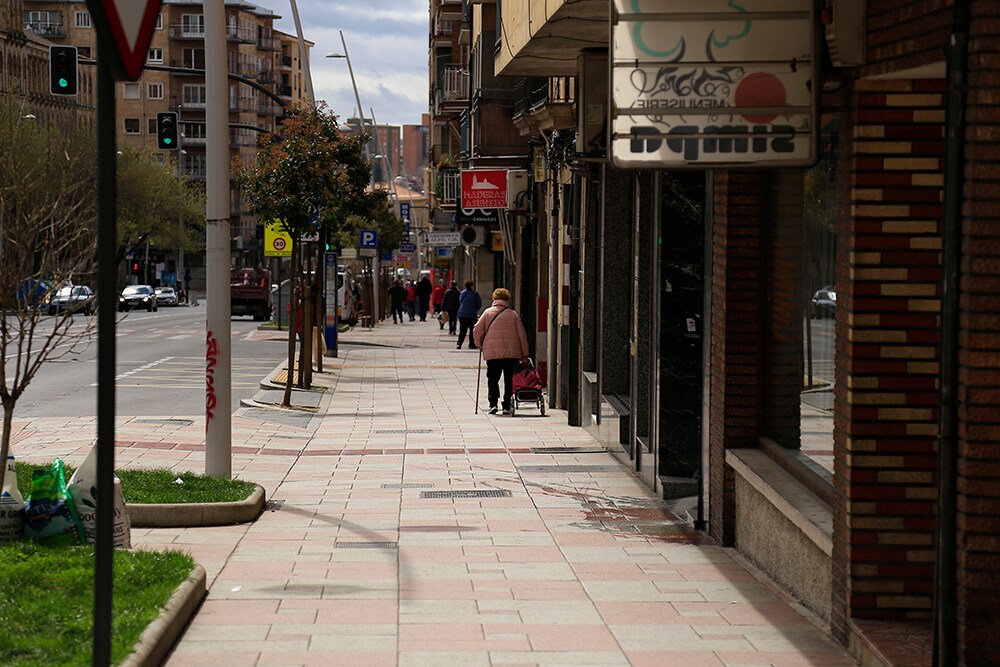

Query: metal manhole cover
[518,465,621,473]
[135,418,194,426]
[382,483,433,489]
[375,429,433,434]
[529,447,607,454]
[334,542,398,549]
[264,499,285,511]
[420,490,512,499]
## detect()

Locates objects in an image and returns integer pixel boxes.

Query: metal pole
[204,0,231,478]
[177,129,185,292]
[93,54,116,667]
[287,0,314,105]
[340,31,370,163]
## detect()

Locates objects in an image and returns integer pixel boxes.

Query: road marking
[89,356,174,386]
[166,335,191,340]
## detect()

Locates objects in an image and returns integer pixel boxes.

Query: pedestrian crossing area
[110,356,270,389]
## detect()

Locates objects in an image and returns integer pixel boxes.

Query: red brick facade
[832,79,945,637]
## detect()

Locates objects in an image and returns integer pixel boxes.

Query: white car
[155,286,179,306]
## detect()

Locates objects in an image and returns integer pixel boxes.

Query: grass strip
[15,464,257,505]
[0,540,194,666]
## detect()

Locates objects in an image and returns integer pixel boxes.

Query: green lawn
[0,540,195,666]
[15,464,257,504]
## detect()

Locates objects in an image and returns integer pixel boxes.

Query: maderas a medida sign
[610,0,818,169]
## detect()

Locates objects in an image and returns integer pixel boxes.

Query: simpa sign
[610,0,818,168]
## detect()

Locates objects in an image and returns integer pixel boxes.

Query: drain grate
[264,499,285,511]
[382,483,433,489]
[375,429,432,434]
[421,489,512,499]
[518,465,621,473]
[135,418,194,426]
[335,541,398,549]
[529,447,607,454]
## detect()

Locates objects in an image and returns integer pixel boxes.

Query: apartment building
[401,113,429,188]
[433,0,1000,664]
[21,0,311,274]
[1,0,95,123]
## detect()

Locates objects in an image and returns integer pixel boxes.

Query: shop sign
[456,208,500,226]
[460,170,507,209]
[611,0,817,168]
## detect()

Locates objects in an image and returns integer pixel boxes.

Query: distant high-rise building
[402,113,429,183]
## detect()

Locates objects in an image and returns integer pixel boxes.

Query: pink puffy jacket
[473,300,529,361]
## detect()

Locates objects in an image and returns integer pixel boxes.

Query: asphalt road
[8,304,289,418]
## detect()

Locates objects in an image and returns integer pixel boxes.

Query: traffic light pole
[204,0,232,477]
[93,54,116,667]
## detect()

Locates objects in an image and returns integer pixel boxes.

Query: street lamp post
[327,32,371,163]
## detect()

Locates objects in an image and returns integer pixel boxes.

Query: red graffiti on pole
[206,330,218,427]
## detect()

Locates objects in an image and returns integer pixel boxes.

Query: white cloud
[271,0,429,126]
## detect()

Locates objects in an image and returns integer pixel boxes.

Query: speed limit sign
[272,238,286,251]
[265,221,293,257]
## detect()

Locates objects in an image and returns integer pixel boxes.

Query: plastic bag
[0,455,25,542]
[24,458,83,545]
[68,445,131,549]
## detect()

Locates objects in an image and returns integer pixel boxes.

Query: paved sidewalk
[13,320,856,666]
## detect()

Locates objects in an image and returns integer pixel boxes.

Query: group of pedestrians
[386,276,530,415]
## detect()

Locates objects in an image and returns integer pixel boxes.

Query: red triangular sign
[85,0,163,80]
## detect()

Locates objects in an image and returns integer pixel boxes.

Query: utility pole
[204,0,231,477]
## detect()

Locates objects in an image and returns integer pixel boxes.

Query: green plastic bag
[24,458,84,545]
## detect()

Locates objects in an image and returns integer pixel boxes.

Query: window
[182,84,206,105]
[182,48,205,70]
[78,46,91,59]
[75,11,90,28]
[154,13,162,29]
[183,122,206,139]
[181,14,204,36]
[147,83,163,99]
[147,48,162,63]
[122,82,140,100]
[123,118,140,134]
[148,118,157,135]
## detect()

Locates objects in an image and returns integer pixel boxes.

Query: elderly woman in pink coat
[474,288,529,415]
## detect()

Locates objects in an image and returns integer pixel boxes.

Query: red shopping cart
[511,358,546,416]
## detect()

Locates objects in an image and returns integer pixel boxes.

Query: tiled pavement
[12,320,856,666]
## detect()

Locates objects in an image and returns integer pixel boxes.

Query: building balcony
[169,24,205,39]
[441,66,469,102]
[435,168,460,207]
[229,97,255,113]
[171,96,206,111]
[257,101,281,116]
[512,76,576,135]
[277,55,293,70]
[24,20,66,38]
[277,83,293,98]
[495,0,608,76]
[227,25,255,43]
[257,69,278,84]
[257,36,279,51]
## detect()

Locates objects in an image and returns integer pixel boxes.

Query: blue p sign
[360,229,378,248]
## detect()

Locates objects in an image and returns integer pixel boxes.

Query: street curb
[120,564,207,667]
[127,484,265,527]
[239,397,319,412]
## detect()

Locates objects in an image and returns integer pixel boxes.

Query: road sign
[461,170,508,209]
[359,248,378,257]
[300,232,319,242]
[264,222,292,257]
[399,202,411,220]
[399,242,417,254]
[84,0,164,80]
[425,231,461,246]
[360,229,378,249]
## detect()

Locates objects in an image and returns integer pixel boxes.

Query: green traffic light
[163,137,172,145]
[59,78,68,88]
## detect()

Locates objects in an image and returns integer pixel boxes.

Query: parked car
[48,285,94,315]
[811,287,836,319]
[118,285,158,312]
[154,286,179,307]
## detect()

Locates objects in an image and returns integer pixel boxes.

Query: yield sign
[85,0,164,80]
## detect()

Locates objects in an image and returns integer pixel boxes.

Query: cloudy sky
[272,0,429,127]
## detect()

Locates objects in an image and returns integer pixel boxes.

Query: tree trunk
[302,281,312,388]
[315,254,324,373]
[282,242,299,407]
[0,400,15,492]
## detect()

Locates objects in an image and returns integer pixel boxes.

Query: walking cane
[475,348,483,414]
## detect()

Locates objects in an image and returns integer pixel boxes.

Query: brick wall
[861,0,952,78]
[831,79,945,639]
[957,2,1000,662]
[709,170,767,545]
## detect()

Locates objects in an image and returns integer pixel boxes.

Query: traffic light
[49,45,78,96]
[156,112,179,150]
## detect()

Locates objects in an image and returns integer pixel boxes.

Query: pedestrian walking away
[388,278,406,324]
[416,275,433,321]
[442,280,461,335]
[456,280,482,349]
[431,280,445,322]
[474,288,529,415]
[404,280,417,321]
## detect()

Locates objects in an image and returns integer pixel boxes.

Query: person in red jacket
[430,280,445,327]
[474,288,529,415]
[404,280,417,322]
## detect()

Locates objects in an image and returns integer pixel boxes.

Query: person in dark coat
[416,276,433,321]
[388,278,406,324]
[441,280,460,335]
[456,280,482,349]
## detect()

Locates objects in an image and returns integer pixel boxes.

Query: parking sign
[360,229,378,249]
